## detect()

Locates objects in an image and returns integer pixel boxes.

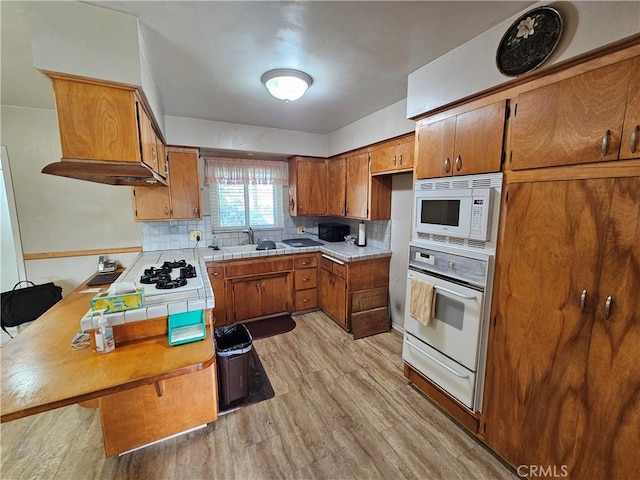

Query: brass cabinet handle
[399,154,403,165]
[165,206,169,216]
[580,289,587,312]
[393,155,397,166]
[213,272,219,277]
[256,283,260,292]
[303,298,309,303]
[604,296,613,319]
[455,155,462,171]
[602,130,611,156]
[444,158,451,173]
[631,125,639,154]
[345,205,349,214]
[194,206,199,215]
[299,203,303,212]
[302,262,309,266]
[303,278,309,282]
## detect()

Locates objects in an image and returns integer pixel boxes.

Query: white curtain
[204,157,288,185]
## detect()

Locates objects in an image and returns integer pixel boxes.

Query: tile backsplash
[141,215,391,251]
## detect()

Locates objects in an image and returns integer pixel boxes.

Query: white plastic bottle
[95,310,115,354]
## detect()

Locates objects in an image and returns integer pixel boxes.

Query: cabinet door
[156,138,167,177]
[208,266,226,326]
[415,117,455,179]
[260,275,289,316]
[482,179,614,469]
[511,60,632,170]
[570,177,640,479]
[395,138,414,170]
[319,268,347,329]
[369,145,395,174]
[295,159,327,215]
[619,57,640,160]
[50,76,140,162]
[345,152,369,219]
[453,101,505,176]
[232,279,263,322]
[327,157,346,216]
[168,149,201,220]
[133,185,171,221]
[138,103,159,173]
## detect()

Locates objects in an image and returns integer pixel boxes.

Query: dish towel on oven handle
[410,277,436,327]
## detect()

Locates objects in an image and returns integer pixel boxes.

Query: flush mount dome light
[261,69,313,102]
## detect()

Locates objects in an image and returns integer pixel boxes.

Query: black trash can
[214,323,253,409]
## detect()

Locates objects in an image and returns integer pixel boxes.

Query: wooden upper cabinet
[288,157,327,216]
[51,75,140,163]
[345,152,369,219]
[49,74,166,177]
[327,152,391,220]
[619,57,640,160]
[167,148,201,219]
[370,134,415,175]
[415,101,506,179]
[511,59,636,170]
[327,156,346,216]
[133,146,201,221]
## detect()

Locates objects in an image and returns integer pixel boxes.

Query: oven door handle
[404,339,470,379]
[434,285,478,300]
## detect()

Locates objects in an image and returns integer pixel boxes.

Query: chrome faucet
[242,227,255,245]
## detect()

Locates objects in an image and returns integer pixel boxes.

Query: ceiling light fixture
[261,69,313,102]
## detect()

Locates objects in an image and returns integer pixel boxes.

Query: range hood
[42,159,168,186]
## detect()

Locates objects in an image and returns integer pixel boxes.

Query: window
[205,157,287,231]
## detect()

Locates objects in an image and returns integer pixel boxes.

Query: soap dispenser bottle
[95,310,115,354]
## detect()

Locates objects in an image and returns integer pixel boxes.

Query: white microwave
[413,176,500,242]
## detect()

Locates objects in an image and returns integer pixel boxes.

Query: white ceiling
[1,1,534,135]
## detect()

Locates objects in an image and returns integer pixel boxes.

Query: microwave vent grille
[472,178,493,188]
[419,182,435,190]
[452,179,470,189]
[435,182,451,190]
[415,173,503,192]
[416,232,488,250]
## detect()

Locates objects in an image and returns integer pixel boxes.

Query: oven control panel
[409,245,488,288]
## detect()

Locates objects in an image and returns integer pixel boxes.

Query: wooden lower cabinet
[481,176,640,479]
[293,255,318,311]
[231,274,289,322]
[206,265,227,326]
[319,267,347,329]
[319,256,390,333]
[99,365,217,457]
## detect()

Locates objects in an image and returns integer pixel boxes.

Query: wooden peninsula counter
[0,277,218,456]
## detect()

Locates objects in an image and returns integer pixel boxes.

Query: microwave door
[416,192,472,237]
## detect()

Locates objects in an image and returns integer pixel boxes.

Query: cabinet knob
[165,206,169,216]
[213,272,219,277]
[194,206,199,215]
[602,130,611,156]
[256,283,260,291]
[455,155,462,171]
[393,155,397,166]
[302,262,309,266]
[444,158,451,173]
[631,125,639,154]
[580,289,587,312]
[303,278,309,282]
[399,154,403,165]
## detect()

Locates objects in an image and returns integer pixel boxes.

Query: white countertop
[80,242,391,331]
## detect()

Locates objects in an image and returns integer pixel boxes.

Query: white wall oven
[402,245,494,411]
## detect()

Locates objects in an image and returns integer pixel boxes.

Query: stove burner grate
[156,277,188,289]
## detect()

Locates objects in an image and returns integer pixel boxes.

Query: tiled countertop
[80,242,391,331]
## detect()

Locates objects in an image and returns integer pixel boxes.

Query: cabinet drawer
[294,255,318,269]
[295,269,318,290]
[295,289,318,311]
[320,256,346,278]
[207,265,224,279]
[225,258,293,277]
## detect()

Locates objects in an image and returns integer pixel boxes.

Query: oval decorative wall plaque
[496,7,563,77]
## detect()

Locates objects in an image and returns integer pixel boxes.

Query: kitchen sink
[221,243,289,254]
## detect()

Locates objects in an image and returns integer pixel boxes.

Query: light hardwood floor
[0,311,517,479]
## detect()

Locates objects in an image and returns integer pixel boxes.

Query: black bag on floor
[1,281,62,337]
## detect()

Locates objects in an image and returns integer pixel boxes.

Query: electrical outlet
[296,226,305,234]
[189,230,202,241]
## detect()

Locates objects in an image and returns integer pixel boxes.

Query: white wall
[407,1,640,118]
[389,173,413,330]
[165,116,328,158]
[328,99,415,157]
[29,2,141,87]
